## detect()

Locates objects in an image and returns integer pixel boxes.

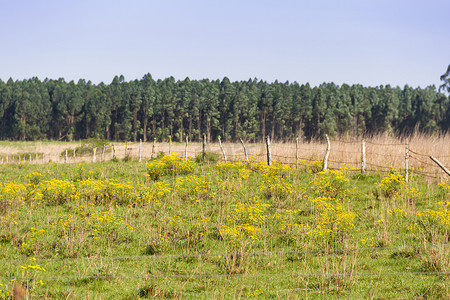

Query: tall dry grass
[0,133,449,180]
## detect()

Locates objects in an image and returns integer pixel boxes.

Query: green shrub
[61,139,110,157]
[195,152,220,163]
[146,154,196,180]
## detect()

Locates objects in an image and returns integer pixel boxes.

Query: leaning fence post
[430,156,450,177]
[240,138,249,162]
[185,136,188,161]
[218,136,227,162]
[296,137,299,169]
[139,139,142,162]
[322,134,330,171]
[151,138,156,159]
[202,134,206,162]
[361,139,366,174]
[266,136,272,166]
[93,147,97,163]
[405,139,409,183]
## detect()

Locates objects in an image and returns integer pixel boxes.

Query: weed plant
[0,155,449,298]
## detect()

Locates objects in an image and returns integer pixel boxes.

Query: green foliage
[61,138,110,157]
[146,154,195,180]
[195,152,220,163]
[0,76,448,142]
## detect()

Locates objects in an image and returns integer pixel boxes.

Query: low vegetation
[0,154,449,298]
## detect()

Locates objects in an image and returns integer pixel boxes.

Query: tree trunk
[261,110,266,141]
[133,109,138,142]
[106,124,110,140]
[188,116,192,142]
[197,111,202,142]
[179,113,184,143]
[206,116,211,143]
[143,117,148,142]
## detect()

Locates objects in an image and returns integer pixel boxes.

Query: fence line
[0,139,448,180]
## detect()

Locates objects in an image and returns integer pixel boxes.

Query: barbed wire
[408,149,430,157]
[365,163,395,171]
[330,150,361,155]
[365,141,404,146]
[366,152,404,158]
[330,140,360,144]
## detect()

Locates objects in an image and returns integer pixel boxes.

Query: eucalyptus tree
[13,78,50,140]
[440,64,450,93]
[139,73,155,142]
[218,77,235,141]
[201,79,220,142]
[79,82,110,139]
[258,80,273,141]
[0,79,13,138]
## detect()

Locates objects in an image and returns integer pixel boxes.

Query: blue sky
[1,0,449,88]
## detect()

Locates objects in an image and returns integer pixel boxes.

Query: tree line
[0,74,448,142]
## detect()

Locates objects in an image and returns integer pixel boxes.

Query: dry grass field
[0,133,449,180]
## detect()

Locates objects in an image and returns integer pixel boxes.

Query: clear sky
[1,0,449,88]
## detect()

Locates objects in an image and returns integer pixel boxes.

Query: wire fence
[0,138,449,180]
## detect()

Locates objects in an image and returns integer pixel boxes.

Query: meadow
[0,138,450,299]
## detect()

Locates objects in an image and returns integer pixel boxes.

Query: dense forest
[0,73,449,142]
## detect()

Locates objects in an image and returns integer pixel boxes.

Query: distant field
[0,148,449,298]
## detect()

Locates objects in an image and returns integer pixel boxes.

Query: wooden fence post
[112,144,116,159]
[6,156,8,164]
[430,156,450,177]
[296,137,299,169]
[361,139,366,174]
[266,136,272,166]
[101,145,105,162]
[152,138,156,159]
[202,134,206,162]
[240,138,249,162]
[169,136,172,155]
[139,139,142,162]
[322,134,330,171]
[93,147,97,163]
[125,141,128,158]
[218,136,227,162]
[405,139,409,183]
[185,136,188,161]
[65,150,68,163]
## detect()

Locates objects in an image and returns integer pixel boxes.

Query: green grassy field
[0,154,449,299]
